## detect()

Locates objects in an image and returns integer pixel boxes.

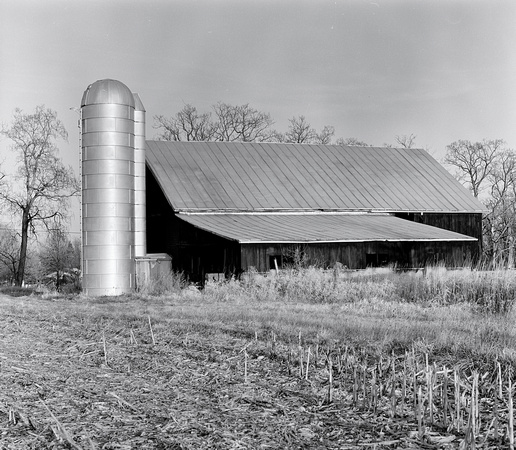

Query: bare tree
[154,104,216,141]
[266,129,286,143]
[284,116,335,144]
[0,226,19,283]
[212,102,274,142]
[395,133,417,149]
[0,106,79,286]
[444,139,505,198]
[336,137,371,147]
[284,115,316,143]
[39,227,76,291]
[315,125,335,145]
[483,149,516,266]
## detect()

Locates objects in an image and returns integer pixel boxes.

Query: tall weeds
[240,266,396,304]
[136,270,186,296]
[392,267,516,314]
[238,265,516,314]
[135,264,516,315]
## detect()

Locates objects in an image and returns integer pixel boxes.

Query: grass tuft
[136,270,187,296]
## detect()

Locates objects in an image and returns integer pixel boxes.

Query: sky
[1,0,515,233]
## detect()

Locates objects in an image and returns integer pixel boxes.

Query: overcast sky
[1,0,515,232]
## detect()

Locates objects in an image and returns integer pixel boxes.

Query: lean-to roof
[177,213,477,243]
[146,141,485,213]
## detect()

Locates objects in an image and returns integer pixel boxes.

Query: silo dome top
[81,79,135,107]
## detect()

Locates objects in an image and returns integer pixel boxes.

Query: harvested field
[1,275,516,449]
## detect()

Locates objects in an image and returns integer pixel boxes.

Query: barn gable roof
[146,141,485,213]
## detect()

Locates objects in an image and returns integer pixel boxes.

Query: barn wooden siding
[395,212,483,256]
[240,241,477,272]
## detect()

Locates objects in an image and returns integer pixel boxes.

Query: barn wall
[146,170,241,283]
[395,212,483,257]
[241,241,477,272]
[149,212,241,283]
[146,166,172,254]
[167,215,241,283]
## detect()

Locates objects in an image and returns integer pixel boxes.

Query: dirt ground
[0,293,500,449]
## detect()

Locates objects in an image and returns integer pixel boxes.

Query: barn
[145,141,483,283]
[80,79,484,295]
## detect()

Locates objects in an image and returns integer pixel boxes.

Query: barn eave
[174,208,486,215]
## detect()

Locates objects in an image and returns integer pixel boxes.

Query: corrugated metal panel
[177,213,477,243]
[147,141,484,212]
[81,79,135,296]
[146,141,485,213]
[133,93,146,257]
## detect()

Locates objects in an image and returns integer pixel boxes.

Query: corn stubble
[3,264,516,448]
[209,265,516,447]
[284,341,516,448]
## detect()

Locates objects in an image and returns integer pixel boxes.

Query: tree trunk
[491,224,497,268]
[16,209,29,286]
[509,224,514,269]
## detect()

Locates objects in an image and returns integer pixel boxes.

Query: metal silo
[81,79,136,295]
[133,93,146,258]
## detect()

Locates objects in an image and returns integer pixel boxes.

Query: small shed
[145,141,484,282]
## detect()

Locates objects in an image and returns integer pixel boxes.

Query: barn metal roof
[146,141,485,213]
[177,213,477,243]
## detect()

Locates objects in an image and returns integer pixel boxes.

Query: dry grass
[1,293,419,449]
[136,271,186,297]
[2,267,516,448]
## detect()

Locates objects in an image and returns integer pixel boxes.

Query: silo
[81,79,136,295]
[133,93,146,258]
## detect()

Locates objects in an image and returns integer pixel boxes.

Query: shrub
[0,285,37,297]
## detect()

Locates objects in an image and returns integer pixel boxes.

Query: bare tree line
[444,139,516,266]
[154,102,418,148]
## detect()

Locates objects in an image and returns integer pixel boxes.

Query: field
[2,267,516,449]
